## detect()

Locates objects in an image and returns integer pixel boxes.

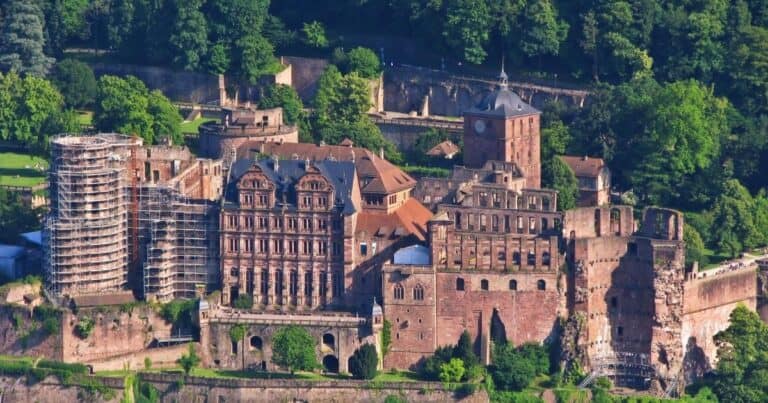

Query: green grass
[76,110,93,126]
[373,370,419,382]
[180,117,216,135]
[0,152,48,187]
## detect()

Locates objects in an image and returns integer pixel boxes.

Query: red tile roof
[356,198,433,241]
[426,140,460,157]
[244,142,417,194]
[559,155,606,177]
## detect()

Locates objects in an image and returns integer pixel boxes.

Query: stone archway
[322,355,339,373]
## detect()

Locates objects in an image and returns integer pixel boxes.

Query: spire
[499,55,508,88]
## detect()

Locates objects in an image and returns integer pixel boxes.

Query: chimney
[582,156,589,161]
[379,148,384,159]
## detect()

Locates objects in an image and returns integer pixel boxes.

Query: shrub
[177,343,200,375]
[74,316,95,339]
[232,295,253,310]
[439,358,465,384]
[349,344,378,380]
[383,395,407,403]
[381,320,392,356]
[11,312,23,330]
[43,317,60,335]
[37,359,88,374]
[420,345,454,381]
[144,357,152,370]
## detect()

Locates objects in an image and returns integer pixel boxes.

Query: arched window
[537,280,546,291]
[512,251,521,265]
[542,252,551,266]
[527,251,536,266]
[456,278,465,291]
[509,279,518,291]
[323,333,335,350]
[481,279,489,291]
[413,284,424,300]
[250,336,263,350]
[393,284,404,299]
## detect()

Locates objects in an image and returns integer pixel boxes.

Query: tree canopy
[0,1,54,77]
[50,59,97,109]
[271,325,318,374]
[93,75,182,145]
[349,344,378,380]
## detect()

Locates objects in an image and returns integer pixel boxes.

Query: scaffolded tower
[44,134,143,298]
[139,185,220,301]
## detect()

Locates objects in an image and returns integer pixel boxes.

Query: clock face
[474,119,486,134]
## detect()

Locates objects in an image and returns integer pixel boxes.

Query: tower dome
[471,67,538,117]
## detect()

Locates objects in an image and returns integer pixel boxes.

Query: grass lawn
[76,110,93,126]
[373,370,419,382]
[180,117,216,135]
[0,152,48,187]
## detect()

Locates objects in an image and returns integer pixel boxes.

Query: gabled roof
[356,198,432,241]
[559,155,606,177]
[244,142,417,195]
[426,140,460,157]
[227,158,358,215]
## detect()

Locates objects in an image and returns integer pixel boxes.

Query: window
[290,271,298,297]
[360,243,368,256]
[244,216,254,229]
[318,219,327,230]
[513,251,521,265]
[318,241,327,255]
[318,196,328,207]
[288,240,298,254]
[527,251,536,266]
[611,297,618,309]
[244,239,253,253]
[303,196,312,207]
[288,218,298,230]
[302,218,311,230]
[413,284,424,300]
[542,252,551,266]
[389,194,397,204]
[333,242,342,256]
[480,279,489,291]
[537,280,546,291]
[228,215,237,228]
[456,278,465,291]
[273,240,283,254]
[302,240,312,254]
[509,280,517,290]
[393,284,404,300]
[228,238,238,252]
[258,217,268,229]
[258,195,268,205]
[230,267,239,277]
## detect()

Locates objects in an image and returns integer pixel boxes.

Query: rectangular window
[303,218,311,230]
[258,217,268,229]
[273,217,283,229]
[318,219,327,230]
[360,243,368,256]
[319,241,327,255]
[303,240,312,254]
[318,197,328,207]
[259,195,268,206]
[274,240,283,254]
[244,239,253,253]
[258,239,268,253]
[303,196,311,207]
[228,238,238,252]
[228,215,237,228]
[289,218,298,230]
[244,216,254,229]
[289,240,298,254]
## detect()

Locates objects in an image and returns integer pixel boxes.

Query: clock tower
[463,68,541,189]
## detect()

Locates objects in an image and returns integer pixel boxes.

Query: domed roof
[468,70,539,118]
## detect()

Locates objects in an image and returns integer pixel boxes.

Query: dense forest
[2,0,768,263]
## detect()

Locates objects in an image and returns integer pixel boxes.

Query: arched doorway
[250,336,263,350]
[322,355,339,373]
[322,333,335,350]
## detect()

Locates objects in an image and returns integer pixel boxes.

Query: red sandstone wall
[435,271,560,362]
[61,306,172,363]
[681,269,757,381]
[564,206,634,239]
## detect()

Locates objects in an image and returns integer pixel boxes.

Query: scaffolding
[139,184,220,302]
[44,134,142,299]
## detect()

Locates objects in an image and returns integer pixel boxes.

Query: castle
[43,70,765,393]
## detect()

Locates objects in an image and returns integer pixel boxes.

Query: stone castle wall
[681,268,757,382]
[61,305,172,363]
[0,374,484,403]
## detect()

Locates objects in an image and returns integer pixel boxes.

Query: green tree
[94,75,154,143]
[349,344,378,380]
[684,223,708,267]
[168,0,209,71]
[709,179,763,256]
[0,189,41,244]
[302,21,328,48]
[51,59,97,108]
[520,0,568,63]
[490,343,537,391]
[234,34,276,84]
[259,84,311,142]
[0,72,72,152]
[314,68,371,125]
[545,157,578,211]
[232,294,253,309]
[454,330,478,367]
[439,358,465,384]
[60,0,90,41]
[147,90,183,145]
[443,0,492,63]
[0,0,54,77]
[177,343,201,375]
[344,47,381,79]
[206,43,231,75]
[94,75,180,145]
[203,0,269,46]
[708,305,768,402]
[271,325,318,374]
[420,345,454,381]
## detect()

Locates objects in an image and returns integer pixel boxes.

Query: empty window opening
[250,336,263,350]
[456,278,465,291]
[323,333,335,350]
[509,280,517,291]
[537,280,546,291]
[480,279,489,291]
[413,284,424,300]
